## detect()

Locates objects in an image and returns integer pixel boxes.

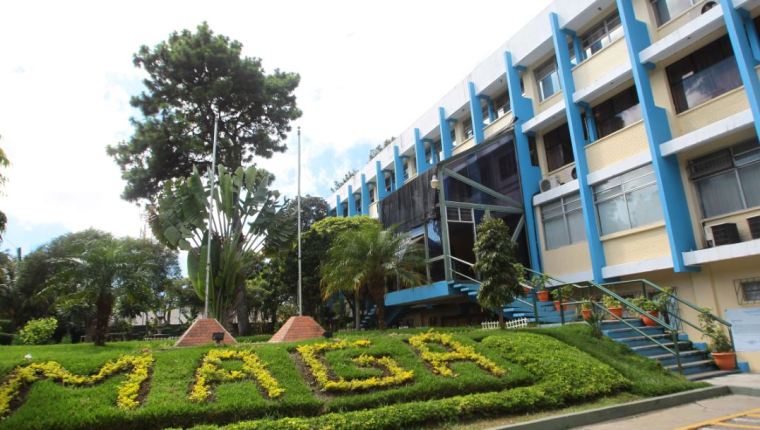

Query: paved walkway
[572,374,760,429]
[574,395,760,430]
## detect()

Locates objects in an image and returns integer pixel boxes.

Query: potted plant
[602,295,623,319]
[530,274,550,302]
[699,309,736,371]
[630,296,659,327]
[580,300,593,321]
[550,285,574,311]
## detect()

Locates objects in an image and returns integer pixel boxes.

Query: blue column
[335,195,344,217]
[360,174,370,215]
[438,107,454,159]
[414,128,430,174]
[375,161,387,200]
[721,0,760,141]
[468,82,485,144]
[347,185,357,216]
[504,51,543,273]
[550,12,606,283]
[581,104,599,142]
[393,146,404,189]
[616,0,698,273]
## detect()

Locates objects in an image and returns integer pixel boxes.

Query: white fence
[481,317,529,330]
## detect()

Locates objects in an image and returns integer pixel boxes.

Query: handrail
[452,269,480,285]
[449,255,475,268]
[603,279,733,327]
[592,301,683,373]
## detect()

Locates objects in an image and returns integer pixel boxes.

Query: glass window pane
[598,196,630,235]
[739,164,760,208]
[567,210,587,244]
[697,171,744,218]
[544,216,569,249]
[627,185,664,228]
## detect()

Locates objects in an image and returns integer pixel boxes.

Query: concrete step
[664,359,718,376]
[650,349,709,366]
[614,333,672,347]
[603,326,665,339]
[600,318,645,330]
[630,340,692,357]
[686,369,741,381]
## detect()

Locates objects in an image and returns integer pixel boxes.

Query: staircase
[600,317,739,381]
[451,282,575,324]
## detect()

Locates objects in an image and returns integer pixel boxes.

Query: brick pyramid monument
[175,317,237,347]
[269,315,325,343]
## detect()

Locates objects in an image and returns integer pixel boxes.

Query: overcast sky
[0,0,552,255]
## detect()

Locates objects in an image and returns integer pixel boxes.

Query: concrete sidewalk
[574,394,760,429]
[572,374,760,429]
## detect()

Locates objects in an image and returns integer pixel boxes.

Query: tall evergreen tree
[107,23,301,203]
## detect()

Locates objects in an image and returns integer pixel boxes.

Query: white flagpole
[297,126,303,316]
[204,112,219,318]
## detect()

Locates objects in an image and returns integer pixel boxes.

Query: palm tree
[47,232,154,346]
[320,224,424,329]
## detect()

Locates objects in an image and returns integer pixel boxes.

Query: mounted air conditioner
[539,176,562,192]
[555,167,575,185]
[703,225,715,248]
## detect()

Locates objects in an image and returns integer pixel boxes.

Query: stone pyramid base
[269,316,325,343]
[175,317,237,347]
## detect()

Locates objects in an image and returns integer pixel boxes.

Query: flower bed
[189,349,283,402]
[408,331,504,377]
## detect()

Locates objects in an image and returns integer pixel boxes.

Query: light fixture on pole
[297,126,303,316]
[204,111,219,319]
[430,174,440,190]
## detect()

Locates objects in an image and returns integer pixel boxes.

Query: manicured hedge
[184,332,630,430]
[0,327,696,430]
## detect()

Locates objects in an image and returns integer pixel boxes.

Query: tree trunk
[354,291,361,330]
[236,285,250,336]
[498,310,505,329]
[93,293,113,346]
[369,284,386,330]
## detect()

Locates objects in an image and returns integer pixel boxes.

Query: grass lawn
[0,324,703,430]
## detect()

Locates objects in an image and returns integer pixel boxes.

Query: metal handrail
[452,269,480,285]
[603,279,733,327]
[601,278,735,355]
[592,301,683,373]
[449,255,475,268]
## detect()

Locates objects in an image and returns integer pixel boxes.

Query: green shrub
[18,318,58,345]
[236,335,271,343]
[0,319,12,333]
[0,333,13,345]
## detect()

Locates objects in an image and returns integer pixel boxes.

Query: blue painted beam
[414,128,430,174]
[468,82,486,144]
[347,185,357,216]
[385,281,453,306]
[550,12,606,283]
[721,0,760,142]
[360,174,370,215]
[335,195,344,217]
[393,146,404,190]
[375,161,387,200]
[616,0,698,273]
[438,107,454,159]
[504,51,543,273]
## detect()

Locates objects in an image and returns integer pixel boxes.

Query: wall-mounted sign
[725,307,760,352]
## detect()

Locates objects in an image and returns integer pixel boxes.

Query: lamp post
[204,112,219,318]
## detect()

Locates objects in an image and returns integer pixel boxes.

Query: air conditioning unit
[747,215,760,240]
[711,223,741,246]
[701,1,717,13]
[703,225,715,248]
[539,176,562,192]
[556,167,575,185]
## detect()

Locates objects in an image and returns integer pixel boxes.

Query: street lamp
[430,174,440,190]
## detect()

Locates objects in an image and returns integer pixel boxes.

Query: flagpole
[297,126,303,316]
[204,112,219,318]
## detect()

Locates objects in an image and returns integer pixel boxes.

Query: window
[384,173,393,191]
[651,0,699,26]
[493,92,510,117]
[580,11,623,59]
[403,159,410,181]
[666,36,741,113]
[535,58,561,101]
[738,279,760,303]
[593,86,642,138]
[689,140,760,218]
[450,123,457,147]
[528,135,539,167]
[543,123,574,172]
[462,117,473,140]
[541,192,586,249]
[594,164,664,235]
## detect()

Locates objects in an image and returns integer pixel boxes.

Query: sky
[0,0,552,255]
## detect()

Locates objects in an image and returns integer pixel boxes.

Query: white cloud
[0,0,552,245]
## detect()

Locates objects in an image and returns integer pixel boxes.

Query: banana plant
[149,165,294,323]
